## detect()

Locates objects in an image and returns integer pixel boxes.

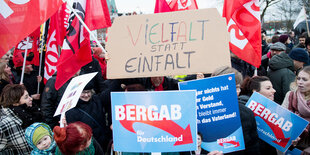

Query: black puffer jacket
[238,95,277,155]
[268,52,295,104]
[226,102,261,155]
[41,76,69,129]
[9,104,42,129]
[66,90,112,151]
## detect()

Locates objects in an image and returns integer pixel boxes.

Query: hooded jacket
[24,122,56,155]
[268,52,296,104]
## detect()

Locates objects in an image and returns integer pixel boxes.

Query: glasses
[81,90,92,94]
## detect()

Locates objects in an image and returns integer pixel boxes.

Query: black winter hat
[279,35,289,44]
[289,48,309,63]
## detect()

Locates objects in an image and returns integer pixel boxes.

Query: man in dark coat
[258,42,286,76]
[268,48,309,104]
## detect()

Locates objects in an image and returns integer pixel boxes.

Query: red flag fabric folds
[155,0,197,13]
[55,0,111,90]
[223,0,261,68]
[13,28,40,68]
[44,4,69,84]
[154,0,171,13]
[0,0,63,59]
[168,0,198,11]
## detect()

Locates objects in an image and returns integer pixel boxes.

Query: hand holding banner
[245,92,309,152]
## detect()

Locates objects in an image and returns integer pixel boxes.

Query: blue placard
[178,73,245,153]
[245,92,309,152]
[111,90,197,152]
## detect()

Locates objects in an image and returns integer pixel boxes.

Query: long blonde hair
[0,62,10,82]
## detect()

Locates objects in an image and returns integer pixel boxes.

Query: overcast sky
[115,0,223,14]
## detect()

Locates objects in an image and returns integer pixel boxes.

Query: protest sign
[106,8,230,79]
[179,74,245,153]
[245,92,309,152]
[53,72,97,117]
[111,91,197,152]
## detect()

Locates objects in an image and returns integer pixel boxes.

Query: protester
[279,34,292,54]
[282,66,310,153]
[181,132,211,155]
[142,76,178,91]
[92,47,107,79]
[41,70,81,129]
[53,121,104,155]
[0,62,14,93]
[211,66,260,155]
[262,35,279,55]
[305,37,310,66]
[289,31,296,45]
[268,48,309,104]
[258,42,286,76]
[0,84,32,154]
[25,122,56,154]
[239,76,277,155]
[230,52,254,78]
[65,82,112,151]
[294,35,307,49]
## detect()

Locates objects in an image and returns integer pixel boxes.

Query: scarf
[55,138,95,155]
[151,77,164,91]
[31,140,56,155]
[288,90,310,138]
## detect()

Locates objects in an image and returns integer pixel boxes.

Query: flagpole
[63,0,108,54]
[20,37,29,84]
[37,23,46,94]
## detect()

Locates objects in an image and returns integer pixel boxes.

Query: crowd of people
[0,30,310,155]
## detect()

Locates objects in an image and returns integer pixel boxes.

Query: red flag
[168,0,198,11]
[155,0,197,13]
[13,28,40,68]
[85,0,111,30]
[55,0,111,90]
[44,4,69,84]
[223,0,261,68]
[154,0,171,13]
[0,0,63,59]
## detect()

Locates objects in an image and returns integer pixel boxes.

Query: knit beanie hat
[33,126,50,146]
[279,34,289,44]
[289,48,309,63]
[270,42,286,51]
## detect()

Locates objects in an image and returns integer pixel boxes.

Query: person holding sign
[238,76,277,155]
[65,82,113,152]
[211,66,260,155]
[282,66,310,153]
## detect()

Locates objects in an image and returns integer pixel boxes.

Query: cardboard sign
[245,92,309,152]
[107,8,230,79]
[53,72,97,117]
[111,91,197,152]
[179,74,245,153]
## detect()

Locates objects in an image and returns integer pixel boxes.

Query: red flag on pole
[55,0,111,90]
[13,28,40,68]
[223,0,261,68]
[44,4,69,84]
[0,0,63,59]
